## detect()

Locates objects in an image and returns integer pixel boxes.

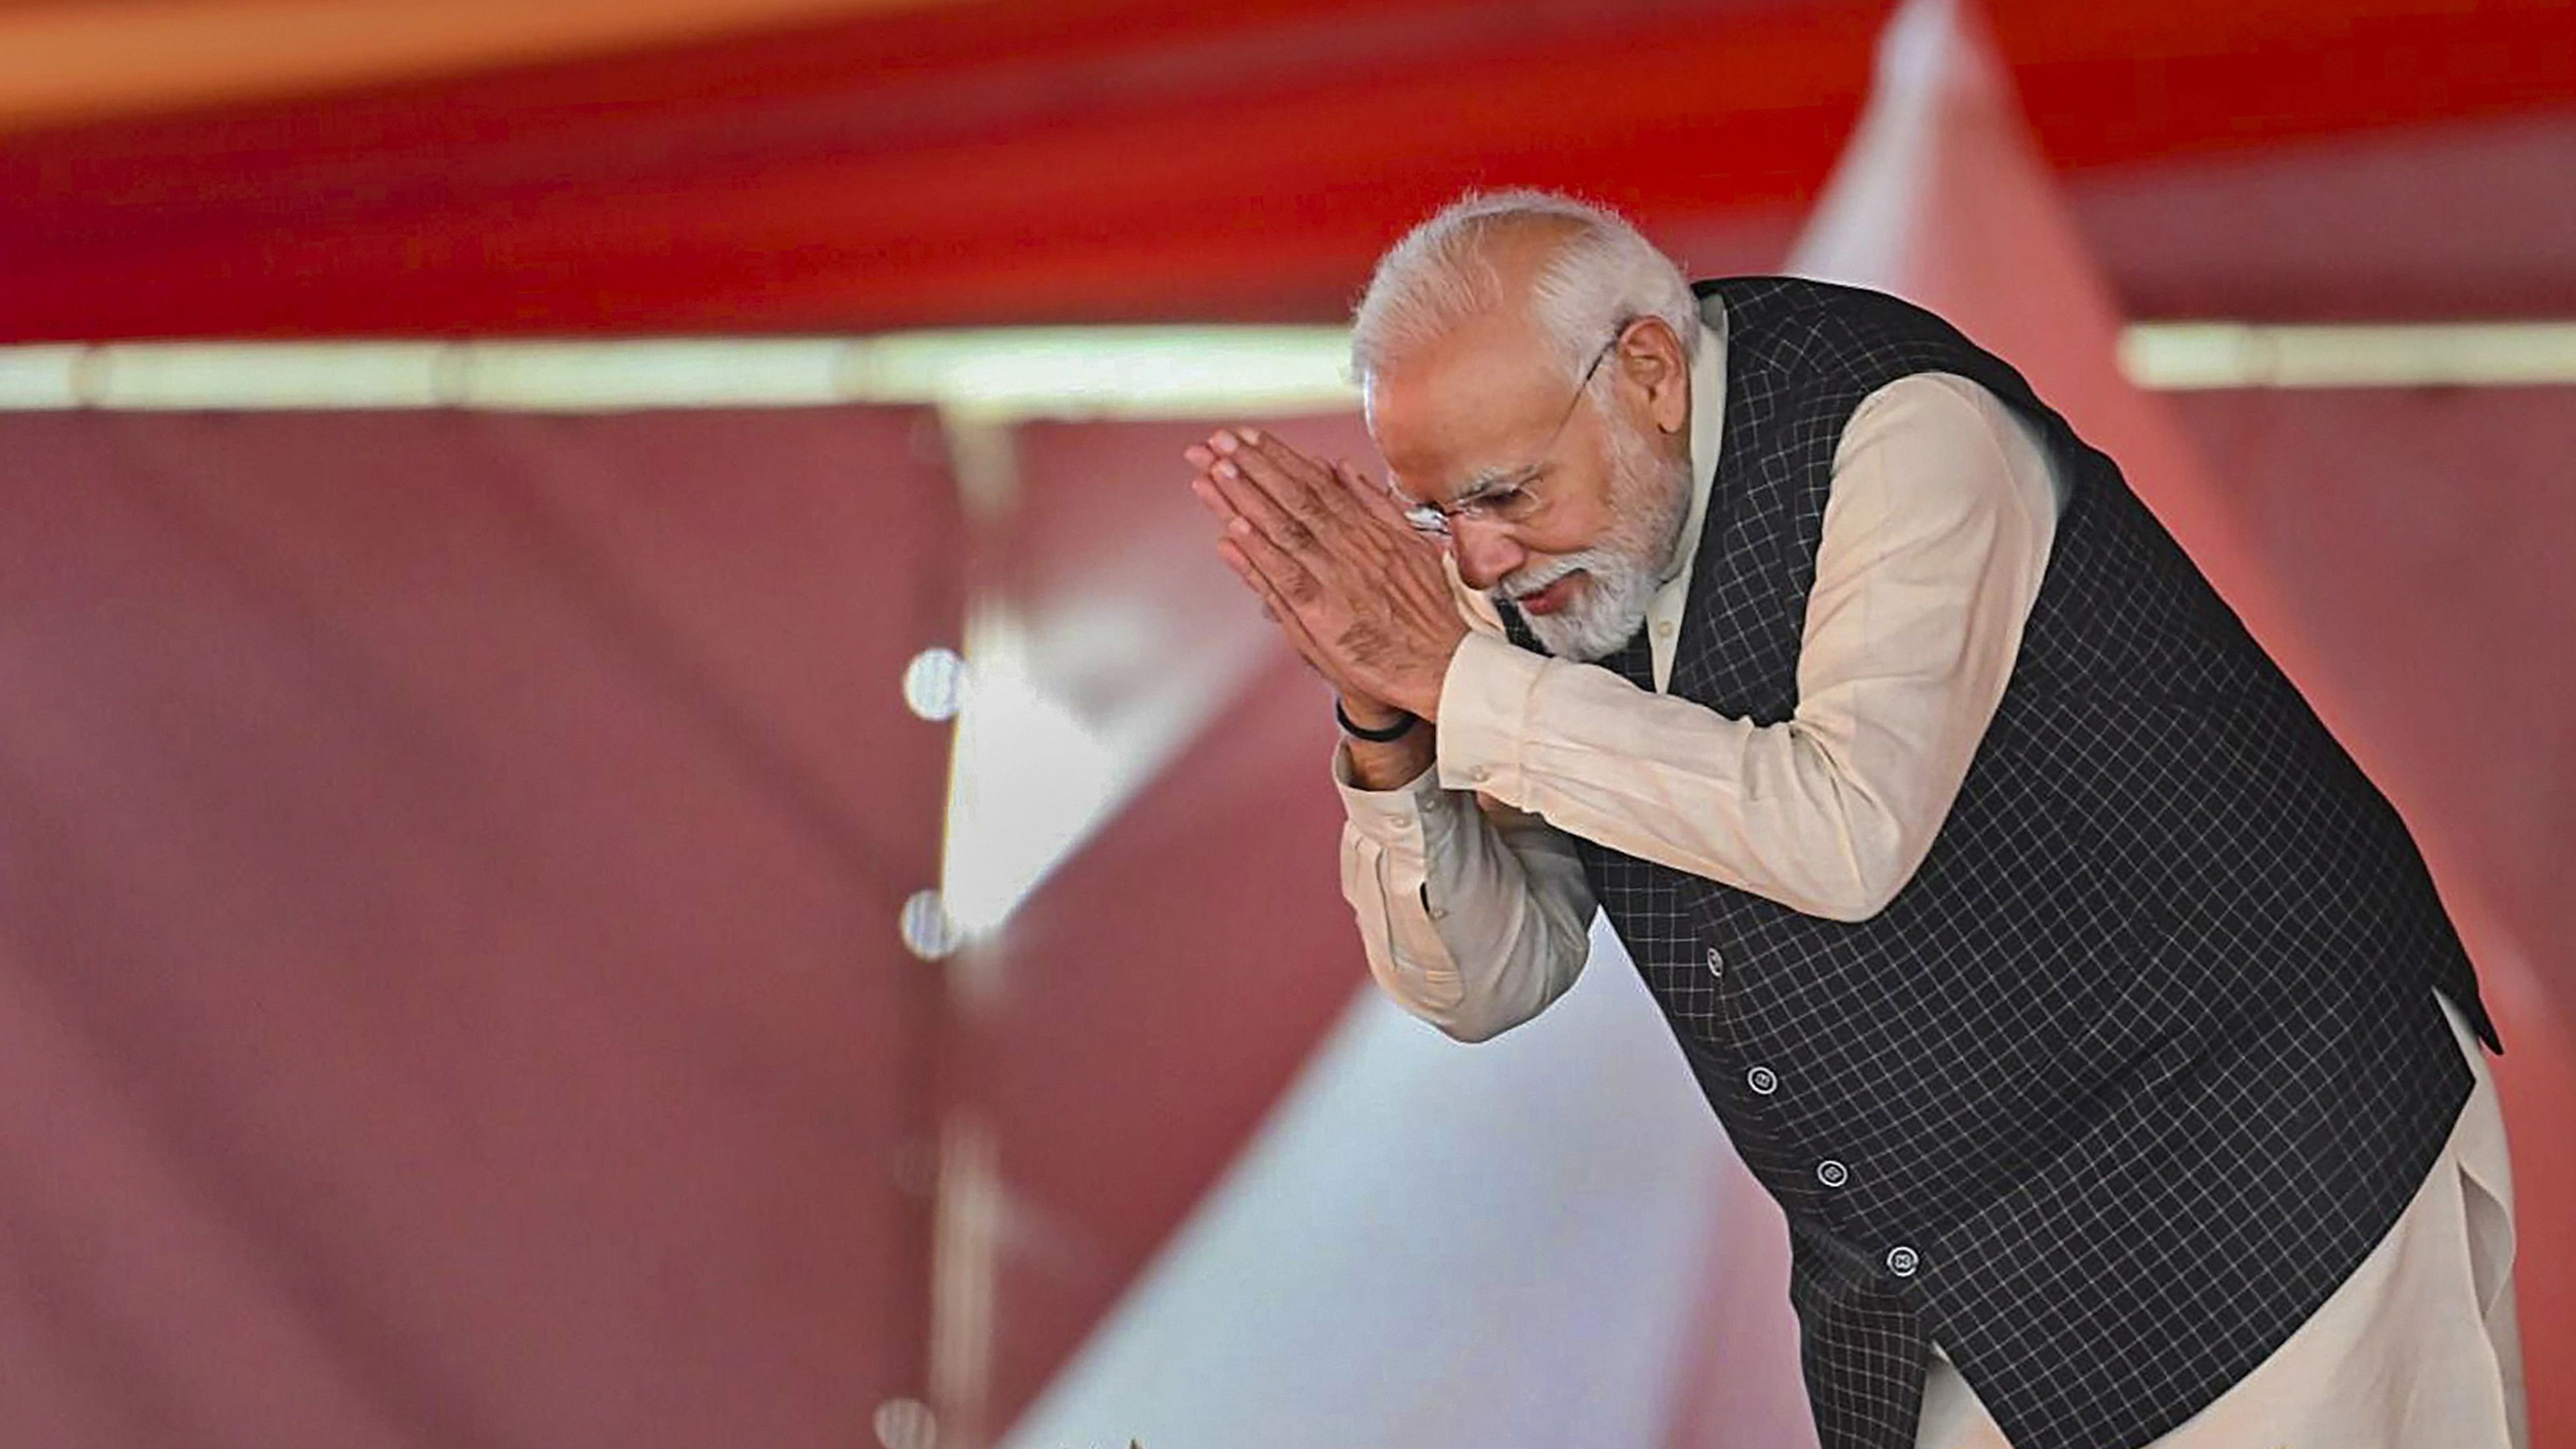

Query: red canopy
[5,0,2571,340]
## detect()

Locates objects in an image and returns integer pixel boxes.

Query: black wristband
[1335,698,1418,742]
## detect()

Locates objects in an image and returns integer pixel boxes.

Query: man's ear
[1617,316,1692,436]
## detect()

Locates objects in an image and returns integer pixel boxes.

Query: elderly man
[1181,190,2520,1449]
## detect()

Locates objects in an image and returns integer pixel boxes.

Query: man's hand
[1183,426,1468,722]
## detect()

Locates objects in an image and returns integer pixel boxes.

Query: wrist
[1338,717,1436,792]
[1335,696,1417,741]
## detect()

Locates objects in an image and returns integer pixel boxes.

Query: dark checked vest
[1500,277,2499,1449]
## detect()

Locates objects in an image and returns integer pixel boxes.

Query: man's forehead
[1364,314,1566,500]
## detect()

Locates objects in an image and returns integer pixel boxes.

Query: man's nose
[1451,520,1527,593]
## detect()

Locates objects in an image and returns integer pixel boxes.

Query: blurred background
[0,1,2570,1446]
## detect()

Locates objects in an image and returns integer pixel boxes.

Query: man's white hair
[1348,188,1698,390]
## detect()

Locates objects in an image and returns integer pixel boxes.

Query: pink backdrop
[0,407,962,1447]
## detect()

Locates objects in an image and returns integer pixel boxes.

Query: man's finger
[1213,427,1331,520]
[1333,462,1451,578]
[1199,454,1374,609]
[1332,459,1427,540]
[1224,510,1327,609]
[1219,538,1347,685]
[1218,539,1292,625]
[1187,473,1236,523]
[1206,453,1330,561]
[1218,542,1293,639]
[1225,429,1342,527]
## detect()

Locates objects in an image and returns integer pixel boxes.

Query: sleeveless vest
[1500,277,2498,1449]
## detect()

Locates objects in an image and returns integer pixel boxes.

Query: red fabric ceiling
[3,0,2569,341]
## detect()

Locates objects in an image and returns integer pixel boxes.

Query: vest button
[1816,1159,1849,1189]
[1704,945,1724,976]
[1745,1065,1778,1096]
[1886,1245,1919,1277]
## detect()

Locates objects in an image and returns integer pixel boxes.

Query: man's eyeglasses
[1396,326,1626,540]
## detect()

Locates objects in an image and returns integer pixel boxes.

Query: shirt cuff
[1434,629,1548,805]
[1331,739,1447,848]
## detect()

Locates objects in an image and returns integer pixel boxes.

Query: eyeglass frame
[1393,320,1633,540]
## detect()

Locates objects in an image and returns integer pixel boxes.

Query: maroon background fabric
[2167,386,2576,1002]
[2169,388,2576,1441]
[0,407,962,1447]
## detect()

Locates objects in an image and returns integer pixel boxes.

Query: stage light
[904,646,968,723]
[899,889,962,962]
[872,1396,939,1449]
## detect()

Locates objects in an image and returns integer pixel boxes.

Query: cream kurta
[1331,296,2524,1447]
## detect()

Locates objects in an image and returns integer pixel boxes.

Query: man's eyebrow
[1452,464,1542,506]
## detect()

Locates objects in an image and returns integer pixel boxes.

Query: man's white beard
[1498,417,1692,662]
